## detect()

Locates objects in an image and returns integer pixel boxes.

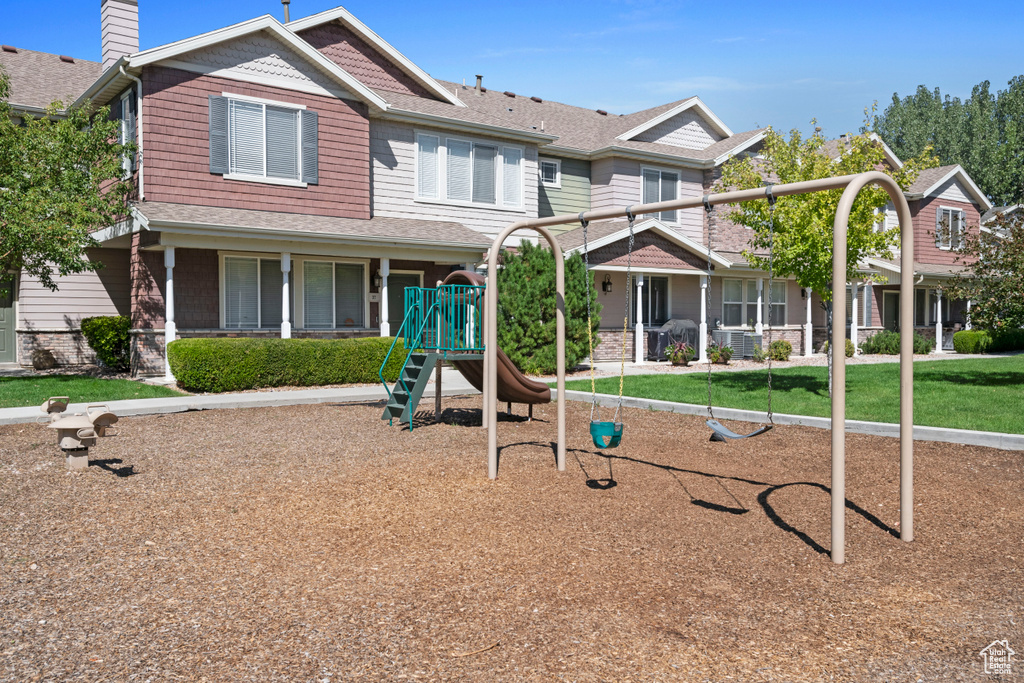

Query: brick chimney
[101,0,139,70]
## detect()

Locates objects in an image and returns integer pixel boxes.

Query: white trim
[224,173,308,188]
[538,157,561,188]
[293,256,371,330]
[905,165,993,211]
[386,107,557,144]
[616,97,733,142]
[414,130,526,209]
[640,165,681,225]
[711,130,767,165]
[567,218,732,269]
[127,15,389,111]
[592,265,708,276]
[935,205,966,251]
[221,91,307,110]
[286,6,463,107]
[156,59,353,101]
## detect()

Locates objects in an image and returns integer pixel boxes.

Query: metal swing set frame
[483,171,916,564]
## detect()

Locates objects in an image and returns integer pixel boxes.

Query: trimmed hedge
[768,339,792,361]
[80,315,130,371]
[990,328,1024,352]
[953,330,992,354]
[167,337,407,393]
[860,329,934,355]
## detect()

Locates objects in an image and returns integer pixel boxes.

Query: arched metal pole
[831,171,914,564]
[485,225,565,479]
[488,171,914,565]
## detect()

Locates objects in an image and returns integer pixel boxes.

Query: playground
[2,400,1021,681]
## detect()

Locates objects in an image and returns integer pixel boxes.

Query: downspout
[120,65,144,201]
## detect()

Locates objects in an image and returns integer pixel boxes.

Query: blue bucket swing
[581,208,637,450]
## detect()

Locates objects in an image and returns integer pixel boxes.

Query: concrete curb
[555,390,1024,452]
[0,384,481,427]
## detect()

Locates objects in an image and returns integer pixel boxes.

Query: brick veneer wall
[17,330,95,367]
[142,65,370,218]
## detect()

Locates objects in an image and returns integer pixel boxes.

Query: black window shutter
[209,95,229,175]
[301,109,318,184]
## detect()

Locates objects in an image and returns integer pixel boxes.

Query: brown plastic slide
[442,271,551,405]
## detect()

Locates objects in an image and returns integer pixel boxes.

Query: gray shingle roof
[906,165,959,195]
[0,47,102,111]
[135,202,492,248]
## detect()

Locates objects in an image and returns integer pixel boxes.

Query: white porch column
[634,273,644,364]
[966,299,972,330]
[379,258,390,337]
[755,278,764,335]
[850,281,860,355]
[804,287,814,356]
[699,275,709,363]
[163,247,175,380]
[934,289,943,353]
[280,253,291,339]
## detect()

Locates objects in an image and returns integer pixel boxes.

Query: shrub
[167,337,406,393]
[751,345,767,363]
[768,339,792,361]
[668,342,695,366]
[708,343,733,364]
[952,330,992,354]
[823,338,856,357]
[859,330,934,355]
[80,315,130,371]
[990,327,1024,352]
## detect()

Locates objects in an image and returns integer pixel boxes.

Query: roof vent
[506,107,513,112]
[530,96,542,103]
[59,55,75,63]
[596,109,608,116]
[1,45,17,53]
[504,91,516,98]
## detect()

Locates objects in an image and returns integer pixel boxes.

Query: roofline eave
[380,108,559,144]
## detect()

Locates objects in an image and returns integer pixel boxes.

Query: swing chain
[703,195,716,421]
[765,185,776,426]
[615,207,636,422]
[581,211,598,423]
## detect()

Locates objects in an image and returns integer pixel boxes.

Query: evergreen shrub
[80,315,130,371]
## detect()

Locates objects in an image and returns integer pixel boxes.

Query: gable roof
[74,15,390,112]
[559,218,732,269]
[0,47,102,114]
[823,133,903,169]
[430,81,763,166]
[287,7,462,107]
[905,164,993,210]
[615,97,732,141]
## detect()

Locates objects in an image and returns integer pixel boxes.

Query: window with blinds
[416,134,523,207]
[935,207,965,250]
[642,168,679,223]
[209,95,317,184]
[301,261,365,329]
[223,257,291,328]
[721,278,785,327]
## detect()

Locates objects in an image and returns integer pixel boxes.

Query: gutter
[120,65,144,200]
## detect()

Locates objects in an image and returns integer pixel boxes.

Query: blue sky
[6,0,1022,138]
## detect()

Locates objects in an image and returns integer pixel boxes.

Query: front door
[387,272,422,331]
[0,277,16,363]
[883,291,899,331]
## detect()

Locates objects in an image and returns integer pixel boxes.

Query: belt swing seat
[703,188,778,442]
[581,208,637,450]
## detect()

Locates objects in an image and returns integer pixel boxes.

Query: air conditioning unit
[710,330,762,358]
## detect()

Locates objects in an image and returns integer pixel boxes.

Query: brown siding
[589,231,705,270]
[911,196,981,266]
[141,65,370,218]
[297,22,434,98]
[130,232,165,329]
[176,248,219,328]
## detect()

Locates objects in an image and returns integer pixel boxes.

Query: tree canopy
[0,70,134,292]
[497,241,601,375]
[872,77,1024,206]
[718,124,937,302]
[946,209,1024,331]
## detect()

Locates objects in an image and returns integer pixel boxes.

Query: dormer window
[208,93,318,187]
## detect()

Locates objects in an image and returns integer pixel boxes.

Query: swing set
[482,171,917,564]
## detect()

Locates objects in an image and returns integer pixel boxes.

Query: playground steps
[381,352,440,425]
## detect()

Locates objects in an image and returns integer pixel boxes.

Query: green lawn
[563,356,1024,434]
[0,375,184,409]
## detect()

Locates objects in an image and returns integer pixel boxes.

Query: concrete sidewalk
[0,371,480,426]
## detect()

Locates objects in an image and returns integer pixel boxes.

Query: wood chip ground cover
[1,399,1021,681]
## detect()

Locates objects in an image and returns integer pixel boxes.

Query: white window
[722,278,785,327]
[209,93,318,186]
[222,257,289,329]
[539,158,561,188]
[631,276,669,327]
[642,167,679,223]
[416,133,523,208]
[935,206,965,250]
[302,261,365,329]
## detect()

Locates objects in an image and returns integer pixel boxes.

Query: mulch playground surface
[1,399,1021,681]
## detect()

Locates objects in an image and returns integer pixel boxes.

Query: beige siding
[669,274,701,321]
[632,110,722,150]
[935,177,973,204]
[18,248,130,329]
[591,158,703,241]
[370,120,538,238]
[159,30,352,99]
